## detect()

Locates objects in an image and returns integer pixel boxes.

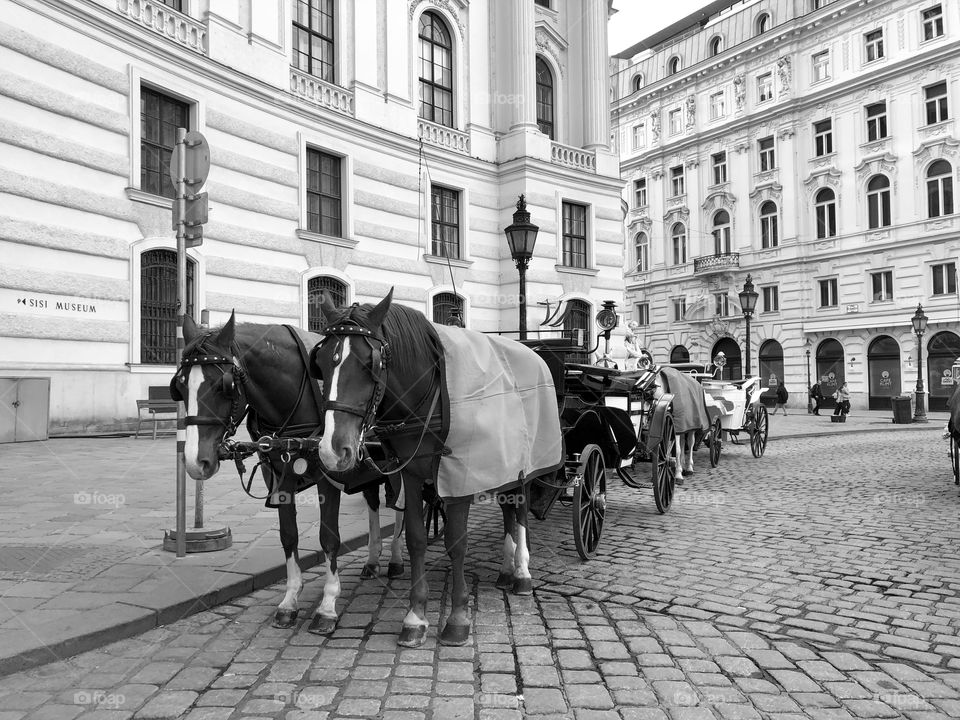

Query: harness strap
[364,386,442,477]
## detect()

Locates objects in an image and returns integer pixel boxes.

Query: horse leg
[388,509,405,578]
[361,486,381,578]
[496,497,517,590]
[510,485,533,596]
[439,500,471,646]
[307,482,342,635]
[684,431,696,474]
[399,478,429,647]
[274,500,302,628]
[674,433,686,484]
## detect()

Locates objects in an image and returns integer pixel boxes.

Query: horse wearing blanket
[655,367,711,482]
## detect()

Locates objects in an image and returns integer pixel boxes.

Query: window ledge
[424,254,472,269]
[126,363,178,374]
[126,188,172,209]
[810,77,831,87]
[297,229,358,249]
[811,151,837,163]
[555,265,599,277]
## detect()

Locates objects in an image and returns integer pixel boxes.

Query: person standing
[624,322,642,371]
[810,377,824,415]
[833,382,851,416]
[772,380,789,415]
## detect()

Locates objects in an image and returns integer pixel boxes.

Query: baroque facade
[611,0,960,412]
[1,0,623,434]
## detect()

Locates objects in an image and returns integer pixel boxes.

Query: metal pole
[744,314,752,377]
[174,128,187,558]
[914,331,928,422]
[806,350,813,414]
[518,259,528,341]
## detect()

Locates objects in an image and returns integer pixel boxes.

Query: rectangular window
[818,278,839,307]
[926,81,949,124]
[632,123,645,150]
[933,263,957,295]
[758,136,775,171]
[814,119,833,156]
[140,86,189,199]
[669,108,682,135]
[158,0,183,10]
[864,29,884,62]
[670,165,685,196]
[306,148,342,237]
[634,235,648,272]
[812,51,830,83]
[636,303,650,326]
[561,201,588,268]
[634,178,647,207]
[431,185,460,259]
[866,102,888,141]
[757,73,773,103]
[762,285,779,313]
[923,4,944,41]
[871,271,894,302]
[714,293,730,317]
[712,152,727,185]
[673,298,687,322]
[293,0,335,82]
[710,91,725,120]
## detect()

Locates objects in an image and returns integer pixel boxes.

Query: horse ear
[366,287,394,329]
[183,313,200,344]
[320,291,339,325]
[219,310,236,349]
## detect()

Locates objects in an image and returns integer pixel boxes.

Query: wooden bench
[136,385,178,440]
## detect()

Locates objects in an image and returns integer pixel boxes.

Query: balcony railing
[694,252,740,274]
[418,120,470,155]
[290,68,354,116]
[550,142,596,172]
[116,0,207,54]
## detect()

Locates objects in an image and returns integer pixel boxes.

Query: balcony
[116,0,207,54]
[694,252,740,274]
[550,142,596,172]
[290,68,354,117]
[418,120,470,155]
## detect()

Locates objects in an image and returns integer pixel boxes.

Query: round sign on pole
[169,130,211,190]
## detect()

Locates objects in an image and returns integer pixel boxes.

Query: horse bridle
[170,350,248,439]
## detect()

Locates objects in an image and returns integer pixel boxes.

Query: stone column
[582,0,609,150]
[509,0,537,131]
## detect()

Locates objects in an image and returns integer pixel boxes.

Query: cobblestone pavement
[4,429,960,719]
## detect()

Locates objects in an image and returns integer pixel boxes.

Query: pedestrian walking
[772,380,789,415]
[810,377,825,415]
[833,381,851,416]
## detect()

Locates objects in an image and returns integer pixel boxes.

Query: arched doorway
[816,339,844,409]
[758,340,784,406]
[928,331,960,411]
[712,338,742,380]
[670,345,690,364]
[867,335,901,410]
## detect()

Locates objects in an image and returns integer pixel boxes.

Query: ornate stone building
[611,0,960,411]
[1,0,623,435]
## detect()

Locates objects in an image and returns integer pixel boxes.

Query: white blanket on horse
[434,325,563,502]
[658,367,711,434]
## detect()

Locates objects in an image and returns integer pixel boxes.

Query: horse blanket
[434,325,563,502]
[658,367,711,433]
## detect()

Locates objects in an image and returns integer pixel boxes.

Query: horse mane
[335,301,441,373]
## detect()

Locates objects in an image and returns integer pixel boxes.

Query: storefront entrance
[867,335,901,410]
[816,338,844,409]
[927,331,960,412]
[712,338,742,380]
[758,340,784,406]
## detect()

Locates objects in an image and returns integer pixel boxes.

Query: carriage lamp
[504,194,539,340]
[912,303,929,423]
[738,274,759,377]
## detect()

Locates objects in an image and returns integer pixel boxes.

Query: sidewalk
[0,433,394,676]
[764,404,949,440]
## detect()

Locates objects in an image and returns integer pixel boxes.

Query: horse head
[170,311,243,480]
[310,289,393,472]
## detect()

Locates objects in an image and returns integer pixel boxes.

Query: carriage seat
[566,364,650,396]
[136,385,178,440]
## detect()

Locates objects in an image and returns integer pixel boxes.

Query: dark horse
[172,313,403,633]
[309,289,563,647]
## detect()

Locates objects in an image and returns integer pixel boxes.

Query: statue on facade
[649,109,660,141]
[777,56,792,95]
[733,74,745,111]
[686,95,696,128]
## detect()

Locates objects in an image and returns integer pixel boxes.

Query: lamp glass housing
[912,304,928,334]
[738,274,759,316]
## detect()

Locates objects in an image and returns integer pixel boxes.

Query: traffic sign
[169,131,210,190]
[172,192,209,230]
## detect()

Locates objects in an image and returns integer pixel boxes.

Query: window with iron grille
[536,56,554,140]
[307,276,347,332]
[927,160,954,218]
[871,271,893,302]
[815,188,837,238]
[633,177,647,207]
[760,201,779,248]
[141,249,194,364]
[925,81,949,125]
[140,86,189,199]
[561,201,587,268]
[306,148,342,237]
[431,185,460,259]
[864,29,884,63]
[418,11,454,128]
[758,136,775,171]
[293,0,335,83]
[867,175,891,228]
[712,152,727,185]
[563,299,591,360]
[933,262,957,295]
[818,278,838,307]
[762,285,779,312]
[814,119,833,156]
[923,4,944,41]
[636,303,649,326]
[866,102,888,141]
[432,292,464,325]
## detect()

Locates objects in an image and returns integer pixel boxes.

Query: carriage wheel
[652,414,676,514]
[750,405,769,458]
[951,435,959,486]
[573,444,606,561]
[709,417,722,468]
[424,495,446,540]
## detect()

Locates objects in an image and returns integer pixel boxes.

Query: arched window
[632,74,644,92]
[866,335,901,409]
[867,175,891,228]
[927,159,954,217]
[709,36,723,56]
[307,275,348,333]
[432,292,464,326]
[670,345,690,364]
[758,340,784,405]
[816,338,844,406]
[535,56,554,140]
[755,13,770,35]
[418,11,454,128]
[668,56,681,75]
[928,331,960,411]
[712,210,731,254]
[634,232,649,272]
[760,201,779,248]
[671,222,687,265]
[814,188,837,238]
[564,299,591,362]
[141,249,194,364]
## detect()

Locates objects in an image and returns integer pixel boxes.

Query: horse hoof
[495,572,513,590]
[685,469,695,476]
[273,608,299,629]
[360,562,379,579]
[307,614,337,635]
[387,562,404,578]
[676,478,684,486]
[398,624,428,648]
[439,624,470,646]
[512,577,533,595]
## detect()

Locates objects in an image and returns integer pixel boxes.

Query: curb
[0,524,394,677]
[771,419,943,442]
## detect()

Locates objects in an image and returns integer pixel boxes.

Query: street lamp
[504,194,539,340]
[805,345,813,414]
[738,274,759,377]
[911,303,928,423]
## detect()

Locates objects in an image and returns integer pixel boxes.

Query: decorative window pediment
[748,183,782,208]
[535,23,567,77]
[663,205,690,226]
[627,214,653,234]
[913,138,960,169]
[854,152,897,186]
[803,166,842,198]
[408,0,466,38]
[701,189,736,214]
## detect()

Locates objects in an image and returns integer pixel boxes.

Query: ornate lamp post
[912,303,928,423]
[738,274,759,377]
[504,194,539,340]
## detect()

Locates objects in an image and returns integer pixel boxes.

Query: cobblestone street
[5,429,960,719]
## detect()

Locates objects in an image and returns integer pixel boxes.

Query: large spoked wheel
[708,417,722,468]
[750,404,769,458]
[951,435,959,486]
[652,414,677,514]
[573,444,606,560]
[424,495,446,540]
